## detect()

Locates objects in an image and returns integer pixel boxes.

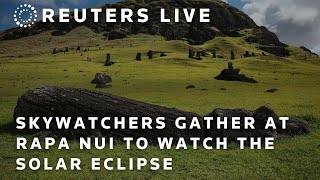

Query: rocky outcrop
[258,46,290,57]
[246,26,287,47]
[91,73,112,84]
[205,105,310,141]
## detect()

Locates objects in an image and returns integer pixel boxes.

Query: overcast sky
[0,0,319,53]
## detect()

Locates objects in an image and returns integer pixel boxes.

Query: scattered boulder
[160,52,167,57]
[186,85,196,89]
[91,73,112,84]
[84,57,92,61]
[205,105,310,140]
[215,62,258,83]
[265,89,278,93]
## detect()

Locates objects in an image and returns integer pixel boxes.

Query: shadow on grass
[0,121,32,136]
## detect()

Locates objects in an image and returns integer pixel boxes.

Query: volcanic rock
[246,26,287,47]
[204,105,310,141]
[258,46,290,57]
[91,73,112,84]
[186,85,196,89]
[14,86,203,143]
[215,62,257,83]
[265,89,278,93]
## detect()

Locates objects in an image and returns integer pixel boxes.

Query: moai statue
[245,51,250,57]
[64,47,69,54]
[189,49,194,58]
[136,53,142,61]
[52,48,57,54]
[196,51,201,58]
[252,52,255,57]
[230,50,235,60]
[212,50,216,58]
[105,53,114,66]
[201,50,206,57]
[76,46,81,52]
[147,50,153,60]
[228,62,233,69]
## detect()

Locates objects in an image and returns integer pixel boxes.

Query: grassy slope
[0,27,319,179]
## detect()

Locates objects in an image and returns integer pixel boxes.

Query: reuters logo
[14,4,37,28]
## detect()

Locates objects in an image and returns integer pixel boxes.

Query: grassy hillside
[0,27,319,179]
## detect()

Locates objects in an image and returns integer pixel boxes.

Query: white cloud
[242,0,320,54]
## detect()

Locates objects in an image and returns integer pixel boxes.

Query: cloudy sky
[0,0,319,53]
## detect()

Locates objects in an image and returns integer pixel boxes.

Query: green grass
[0,27,320,179]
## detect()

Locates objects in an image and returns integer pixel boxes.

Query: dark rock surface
[14,87,203,143]
[258,46,290,57]
[265,89,278,93]
[186,85,196,89]
[215,62,258,83]
[95,84,112,89]
[91,73,112,84]
[246,26,287,47]
[205,105,310,141]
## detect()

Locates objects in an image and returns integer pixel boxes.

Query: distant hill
[0,0,304,57]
